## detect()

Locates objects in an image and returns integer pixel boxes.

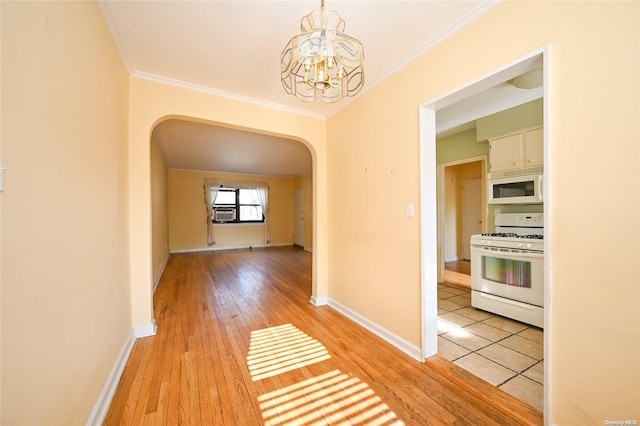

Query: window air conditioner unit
[214,208,236,223]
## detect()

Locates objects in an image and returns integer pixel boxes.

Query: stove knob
[526,243,532,249]
[518,242,524,247]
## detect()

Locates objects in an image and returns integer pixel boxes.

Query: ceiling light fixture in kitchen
[280,0,365,103]
[511,68,543,89]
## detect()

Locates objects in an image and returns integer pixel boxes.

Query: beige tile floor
[437,283,544,412]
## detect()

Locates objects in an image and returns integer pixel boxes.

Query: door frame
[437,156,487,281]
[293,188,304,247]
[419,46,552,418]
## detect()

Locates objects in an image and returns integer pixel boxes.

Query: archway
[149,115,316,292]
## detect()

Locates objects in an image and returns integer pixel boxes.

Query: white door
[293,189,304,247]
[462,178,482,259]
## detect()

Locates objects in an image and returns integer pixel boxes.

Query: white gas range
[470,212,544,328]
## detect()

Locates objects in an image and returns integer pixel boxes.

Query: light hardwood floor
[444,260,471,275]
[105,247,542,425]
[443,260,471,288]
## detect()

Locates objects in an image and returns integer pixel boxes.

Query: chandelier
[280,0,365,103]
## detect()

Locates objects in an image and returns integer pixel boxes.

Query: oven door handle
[471,246,543,259]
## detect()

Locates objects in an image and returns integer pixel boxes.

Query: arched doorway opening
[149,115,316,313]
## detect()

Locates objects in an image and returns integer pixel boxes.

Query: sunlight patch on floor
[248,324,331,381]
[249,324,404,424]
[258,370,404,426]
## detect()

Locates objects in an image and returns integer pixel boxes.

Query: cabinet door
[490,133,523,172]
[524,127,543,167]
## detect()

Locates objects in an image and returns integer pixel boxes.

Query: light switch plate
[406,202,414,217]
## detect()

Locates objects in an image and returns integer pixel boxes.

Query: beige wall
[151,135,169,285]
[329,1,639,423]
[1,1,131,424]
[293,174,313,250]
[168,170,295,251]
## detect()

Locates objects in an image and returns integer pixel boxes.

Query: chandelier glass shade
[280,1,365,103]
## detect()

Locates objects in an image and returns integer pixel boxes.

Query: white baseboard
[86,330,136,426]
[153,253,170,294]
[327,298,423,362]
[88,296,420,425]
[88,321,158,425]
[310,296,328,306]
[134,320,157,338]
[170,242,292,254]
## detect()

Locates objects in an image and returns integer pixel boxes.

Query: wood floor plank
[105,246,542,425]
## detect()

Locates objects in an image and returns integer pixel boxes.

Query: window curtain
[253,184,271,244]
[204,178,221,246]
[203,178,270,245]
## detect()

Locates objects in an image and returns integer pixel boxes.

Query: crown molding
[359,0,502,99]
[132,71,327,121]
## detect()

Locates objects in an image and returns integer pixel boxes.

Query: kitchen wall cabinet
[489,126,543,173]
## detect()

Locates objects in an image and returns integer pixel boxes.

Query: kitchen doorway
[419,48,551,415]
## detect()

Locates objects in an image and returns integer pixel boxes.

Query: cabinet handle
[528,158,535,163]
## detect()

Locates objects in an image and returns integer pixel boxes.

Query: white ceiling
[100,0,541,177]
[153,119,313,177]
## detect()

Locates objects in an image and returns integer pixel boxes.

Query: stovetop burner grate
[481,232,544,239]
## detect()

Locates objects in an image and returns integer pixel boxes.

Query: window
[212,188,264,223]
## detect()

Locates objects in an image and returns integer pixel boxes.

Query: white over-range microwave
[488,171,543,204]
